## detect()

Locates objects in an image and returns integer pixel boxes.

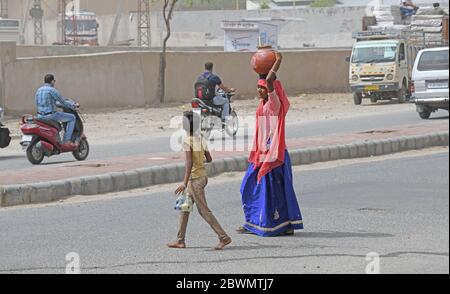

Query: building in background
[1,0,448,47]
[0,18,20,42]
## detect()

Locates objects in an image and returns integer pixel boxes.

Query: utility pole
[0,0,8,18]
[30,0,44,45]
[108,1,124,45]
[59,0,67,44]
[19,0,33,44]
[137,0,151,47]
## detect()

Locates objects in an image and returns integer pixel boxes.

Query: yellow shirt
[183,136,208,179]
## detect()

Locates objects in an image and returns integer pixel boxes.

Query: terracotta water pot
[251,46,277,75]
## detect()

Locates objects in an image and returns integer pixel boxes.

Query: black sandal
[282,229,294,236]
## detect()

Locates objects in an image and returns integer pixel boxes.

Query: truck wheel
[353,93,362,105]
[370,97,378,104]
[398,82,408,104]
[418,108,431,119]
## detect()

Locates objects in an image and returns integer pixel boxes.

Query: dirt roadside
[3,93,415,151]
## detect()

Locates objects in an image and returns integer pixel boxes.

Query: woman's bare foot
[236,226,250,234]
[167,241,186,249]
[214,237,232,250]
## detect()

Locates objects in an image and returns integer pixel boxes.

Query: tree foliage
[260,0,270,9]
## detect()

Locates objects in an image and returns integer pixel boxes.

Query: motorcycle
[0,107,11,149]
[191,89,239,138]
[20,101,89,165]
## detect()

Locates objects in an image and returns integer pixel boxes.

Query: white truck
[348,30,425,105]
[58,10,99,46]
[348,13,449,106]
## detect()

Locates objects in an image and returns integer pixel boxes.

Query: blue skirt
[240,150,304,237]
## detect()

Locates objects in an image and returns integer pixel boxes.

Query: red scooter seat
[35,118,63,131]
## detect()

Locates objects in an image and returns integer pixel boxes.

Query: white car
[411,47,449,119]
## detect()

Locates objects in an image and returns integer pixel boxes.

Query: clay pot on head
[251,46,277,75]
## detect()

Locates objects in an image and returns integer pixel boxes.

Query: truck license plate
[365,85,380,91]
[428,82,448,89]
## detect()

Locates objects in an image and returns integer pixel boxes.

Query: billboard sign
[222,21,279,52]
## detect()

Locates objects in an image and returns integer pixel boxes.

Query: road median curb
[1,132,448,207]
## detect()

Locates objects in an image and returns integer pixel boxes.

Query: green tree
[260,0,270,9]
[157,0,178,104]
[155,0,212,103]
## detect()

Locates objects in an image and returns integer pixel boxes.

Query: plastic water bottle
[181,193,193,213]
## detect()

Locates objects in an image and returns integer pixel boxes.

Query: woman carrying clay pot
[237,50,304,237]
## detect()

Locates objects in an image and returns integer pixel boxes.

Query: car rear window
[417,50,449,71]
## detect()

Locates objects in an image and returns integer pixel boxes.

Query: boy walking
[167,111,232,250]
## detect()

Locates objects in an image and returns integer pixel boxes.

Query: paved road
[1,109,448,171]
[0,151,448,274]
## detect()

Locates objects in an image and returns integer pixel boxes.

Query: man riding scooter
[35,74,79,149]
[21,74,88,165]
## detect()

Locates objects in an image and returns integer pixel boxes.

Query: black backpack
[194,75,216,100]
[0,127,11,149]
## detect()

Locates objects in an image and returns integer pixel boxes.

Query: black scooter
[191,90,239,138]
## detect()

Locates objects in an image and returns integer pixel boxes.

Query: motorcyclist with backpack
[194,62,235,127]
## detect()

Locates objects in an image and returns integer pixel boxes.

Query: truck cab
[58,10,99,46]
[349,31,415,105]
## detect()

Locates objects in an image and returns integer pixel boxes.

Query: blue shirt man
[199,62,235,123]
[35,74,77,145]
[400,0,418,17]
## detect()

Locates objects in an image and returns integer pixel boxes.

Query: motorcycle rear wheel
[27,140,45,165]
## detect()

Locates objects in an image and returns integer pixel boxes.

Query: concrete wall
[1,42,351,115]
[3,51,160,114]
[163,49,351,103]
